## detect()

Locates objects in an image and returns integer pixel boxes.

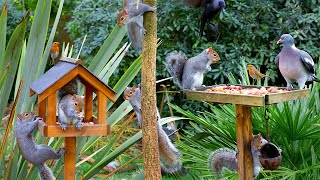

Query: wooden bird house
[29,57,116,137]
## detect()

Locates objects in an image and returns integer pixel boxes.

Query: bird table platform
[184,84,310,180]
[29,58,116,180]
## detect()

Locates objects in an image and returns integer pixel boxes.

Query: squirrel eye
[213,54,217,56]
[25,113,29,116]
[74,102,78,106]
[129,91,133,95]
[121,17,124,21]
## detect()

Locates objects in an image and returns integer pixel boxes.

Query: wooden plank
[37,120,110,137]
[47,93,57,125]
[184,85,310,106]
[59,57,84,65]
[186,90,265,106]
[266,88,310,104]
[64,137,76,180]
[78,67,116,102]
[38,99,46,122]
[84,85,93,122]
[236,105,253,180]
[30,89,35,97]
[97,91,107,124]
[38,68,78,102]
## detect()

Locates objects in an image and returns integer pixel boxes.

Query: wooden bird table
[184,85,310,180]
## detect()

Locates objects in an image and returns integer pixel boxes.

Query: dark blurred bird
[50,42,60,66]
[184,0,226,37]
[275,34,320,90]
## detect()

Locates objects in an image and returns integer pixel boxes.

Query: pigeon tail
[312,74,320,82]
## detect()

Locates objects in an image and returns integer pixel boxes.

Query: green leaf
[0,3,7,72]
[82,131,142,179]
[88,25,126,74]
[0,12,28,120]
[17,0,54,113]
[107,55,142,109]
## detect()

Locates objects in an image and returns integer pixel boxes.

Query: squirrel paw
[57,147,67,155]
[75,123,82,131]
[60,123,67,131]
[141,27,147,35]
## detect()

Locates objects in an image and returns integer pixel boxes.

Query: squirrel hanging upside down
[117,0,156,54]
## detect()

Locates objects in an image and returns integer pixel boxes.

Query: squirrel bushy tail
[208,134,267,178]
[124,86,182,173]
[157,122,182,173]
[38,164,54,180]
[208,148,237,176]
[165,51,187,89]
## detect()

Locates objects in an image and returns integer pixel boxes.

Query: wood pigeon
[275,34,320,90]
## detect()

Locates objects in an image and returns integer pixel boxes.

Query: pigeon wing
[300,50,315,74]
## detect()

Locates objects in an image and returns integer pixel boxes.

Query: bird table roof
[29,61,116,102]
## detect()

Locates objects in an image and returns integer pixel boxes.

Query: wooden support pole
[97,91,107,124]
[84,86,93,122]
[64,137,76,180]
[38,99,46,122]
[142,0,161,179]
[47,93,56,125]
[236,105,253,180]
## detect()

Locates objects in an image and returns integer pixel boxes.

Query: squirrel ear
[132,86,137,91]
[208,47,212,52]
[72,94,77,99]
[116,11,120,15]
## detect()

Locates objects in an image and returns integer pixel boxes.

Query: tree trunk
[141,0,161,179]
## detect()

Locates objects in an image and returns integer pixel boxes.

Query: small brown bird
[50,42,60,65]
[248,65,269,84]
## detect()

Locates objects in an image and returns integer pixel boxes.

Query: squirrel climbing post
[141,0,162,179]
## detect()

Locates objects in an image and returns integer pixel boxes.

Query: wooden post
[97,91,107,124]
[64,137,76,180]
[84,86,93,122]
[142,0,161,179]
[236,105,253,180]
[38,99,46,122]
[47,93,56,125]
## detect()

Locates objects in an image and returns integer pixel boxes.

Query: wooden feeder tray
[38,120,110,137]
[185,85,310,106]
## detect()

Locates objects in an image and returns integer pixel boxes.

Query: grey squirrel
[117,0,156,54]
[208,133,267,178]
[165,47,220,90]
[123,85,182,173]
[58,79,84,131]
[184,0,226,37]
[15,112,66,180]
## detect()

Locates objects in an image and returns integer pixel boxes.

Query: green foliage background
[66,0,320,86]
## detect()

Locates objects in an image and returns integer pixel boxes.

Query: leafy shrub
[67,0,320,86]
[0,1,25,38]
[66,0,122,60]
